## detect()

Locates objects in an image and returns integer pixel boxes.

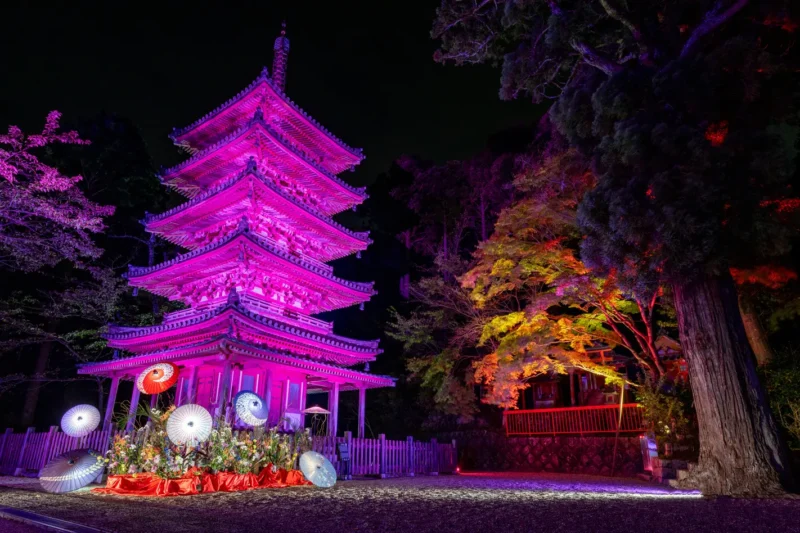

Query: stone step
[667,478,683,489]
[678,468,691,481]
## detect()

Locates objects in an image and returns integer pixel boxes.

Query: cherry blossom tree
[0,111,114,271]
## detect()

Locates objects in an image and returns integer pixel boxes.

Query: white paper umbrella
[167,404,212,445]
[299,451,337,488]
[60,404,101,438]
[234,391,269,426]
[39,448,104,493]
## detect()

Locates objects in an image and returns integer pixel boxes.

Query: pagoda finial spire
[273,21,290,93]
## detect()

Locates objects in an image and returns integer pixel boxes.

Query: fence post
[14,427,35,476]
[378,434,386,479]
[452,439,458,474]
[0,428,12,465]
[406,436,415,477]
[430,438,439,476]
[39,426,58,471]
[344,430,353,480]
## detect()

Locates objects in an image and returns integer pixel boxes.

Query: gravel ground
[0,472,798,533]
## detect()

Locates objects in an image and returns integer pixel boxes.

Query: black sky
[1,1,541,183]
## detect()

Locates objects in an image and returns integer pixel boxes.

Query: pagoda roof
[78,336,395,390]
[162,118,366,215]
[169,68,363,175]
[146,164,370,260]
[106,300,379,366]
[127,226,375,312]
[163,292,334,335]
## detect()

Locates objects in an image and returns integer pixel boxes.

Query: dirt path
[0,472,797,532]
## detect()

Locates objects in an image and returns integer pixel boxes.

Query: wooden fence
[0,427,112,476]
[0,427,457,478]
[504,404,645,436]
[311,432,457,478]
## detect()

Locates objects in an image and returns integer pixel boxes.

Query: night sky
[2,1,541,183]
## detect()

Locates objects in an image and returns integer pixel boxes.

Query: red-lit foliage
[705,121,729,146]
[730,265,798,289]
[762,15,798,33]
[759,198,800,213]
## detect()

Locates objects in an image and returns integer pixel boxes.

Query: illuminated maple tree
[462,148,666,408]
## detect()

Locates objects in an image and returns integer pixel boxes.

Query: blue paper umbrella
[234,391,269,426]
[299,451,337,488]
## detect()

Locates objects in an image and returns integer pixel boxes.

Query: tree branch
[599,0,642,42]
[680,0,750,58]
[570,40,624,75]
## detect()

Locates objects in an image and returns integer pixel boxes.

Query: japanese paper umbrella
[166,404,213,445]
[39,449,104,493]
[299,451,337,488]
[136,362,179,394]
[234,391,269,426]
[60,404,101,438]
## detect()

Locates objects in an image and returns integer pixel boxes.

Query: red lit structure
[79,25,393,437]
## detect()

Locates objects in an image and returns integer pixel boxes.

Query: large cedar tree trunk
[673,273,793,495]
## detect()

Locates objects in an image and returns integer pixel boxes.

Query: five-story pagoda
[79,24,394,437]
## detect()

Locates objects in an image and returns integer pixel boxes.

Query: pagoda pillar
[103,375,120,432]
[298,379,307,429]
[216,359,233,422]
[357,385,366,439]
[262,368,273,422]
[232,364,244,398]
[281,377,291,429]
[126,383,141,432]
[187,365,199,404]
[328,382,340,437]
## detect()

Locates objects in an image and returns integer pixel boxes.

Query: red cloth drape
[93,465,311,497]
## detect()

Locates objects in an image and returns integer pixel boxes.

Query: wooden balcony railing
[504,404,645,436]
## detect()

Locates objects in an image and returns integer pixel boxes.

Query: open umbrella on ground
[234,391,269,426]
[60,405,101,438]
[166,403,212,445]
[136,362,179,394]
[299,451,337,488]
[39,449,104,493]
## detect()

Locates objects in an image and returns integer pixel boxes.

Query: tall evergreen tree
[433,0,799,494]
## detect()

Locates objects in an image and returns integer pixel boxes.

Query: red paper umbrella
[136,363,179,394]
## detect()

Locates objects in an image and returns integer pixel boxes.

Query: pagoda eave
[162,120,366,214]
[169,70,363,174]
[78,336,395,390]
[104,303,380,366]
[126,230,375,312]
[145,166,371,259]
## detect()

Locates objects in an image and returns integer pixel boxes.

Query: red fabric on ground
[93,465,310,497]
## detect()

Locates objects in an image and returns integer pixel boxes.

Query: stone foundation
[438,430,644,478]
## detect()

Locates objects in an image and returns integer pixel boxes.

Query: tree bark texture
[21,340,52,427]
[672,273,792,495]
[738,293,773,366]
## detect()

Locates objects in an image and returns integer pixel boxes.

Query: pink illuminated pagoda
[79,24,394,437]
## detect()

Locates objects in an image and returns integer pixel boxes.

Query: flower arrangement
[104,406,311,479]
